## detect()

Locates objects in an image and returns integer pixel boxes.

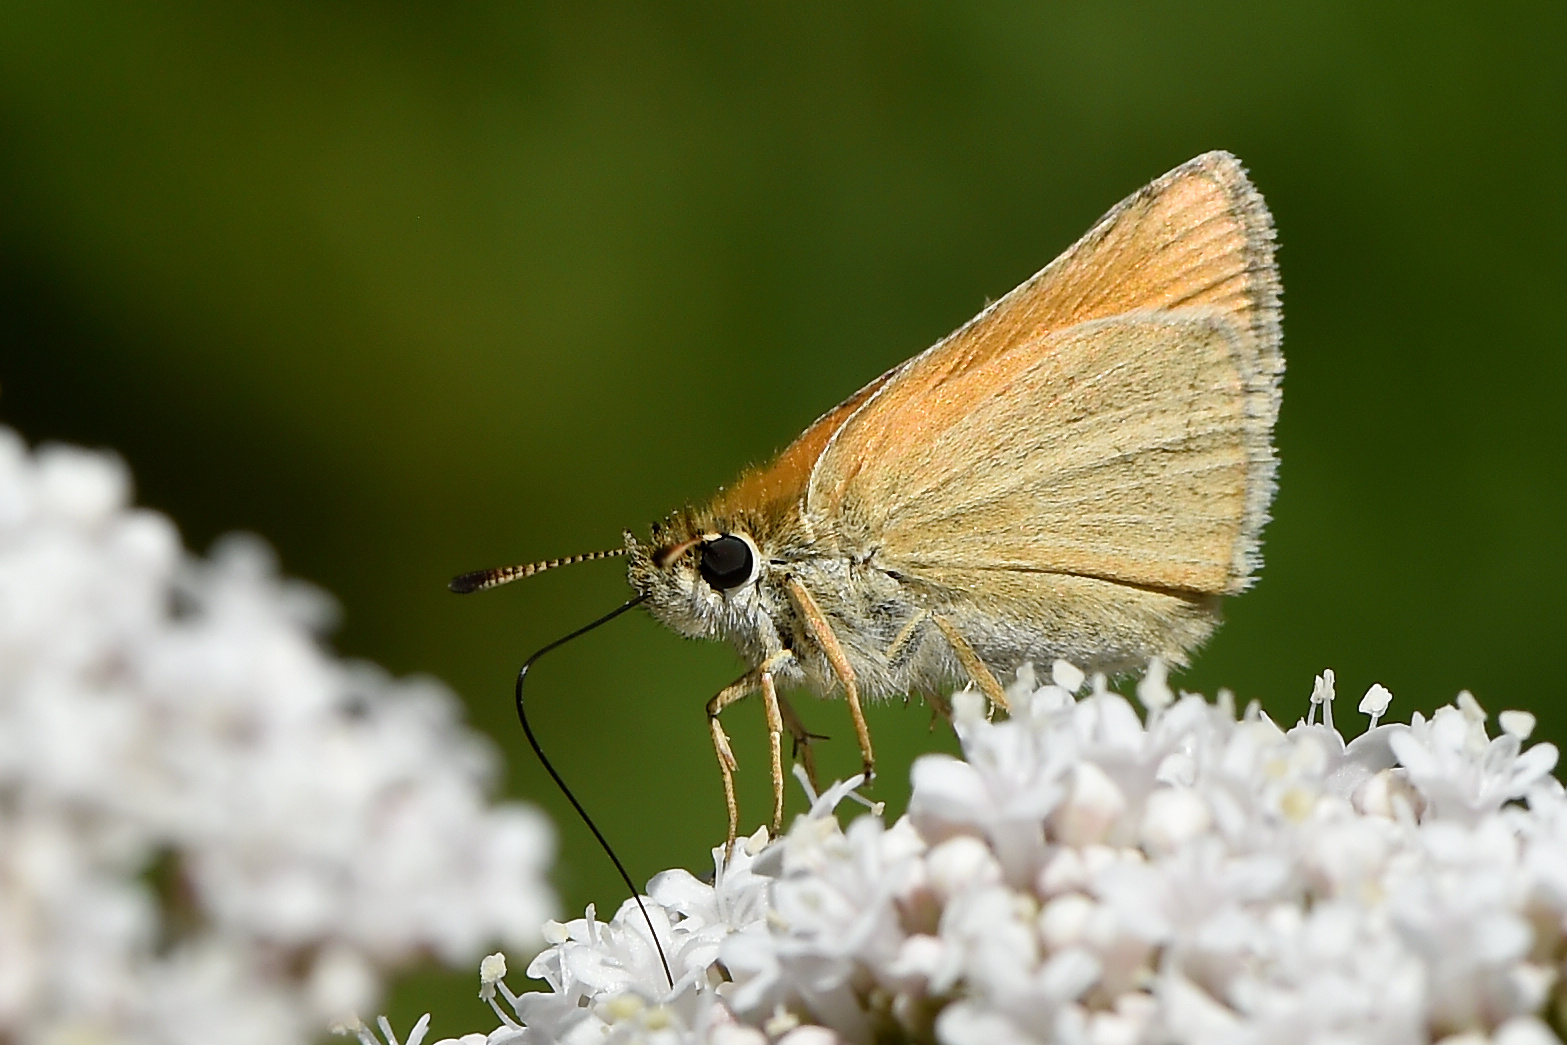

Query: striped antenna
[449,547,627,594]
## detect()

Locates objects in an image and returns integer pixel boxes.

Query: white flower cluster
[0,428,556,1045]
[391,662,1567,1045]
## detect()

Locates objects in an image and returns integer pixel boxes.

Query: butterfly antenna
[450,547,627,594]
[511,593,673,989]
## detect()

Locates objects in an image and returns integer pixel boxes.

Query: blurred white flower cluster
[0,428,556,1045]
[395,663,1567,1045]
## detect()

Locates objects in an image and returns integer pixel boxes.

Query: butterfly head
[625,513,776,649]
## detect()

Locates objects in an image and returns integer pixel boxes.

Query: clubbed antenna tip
[449,570,502,594]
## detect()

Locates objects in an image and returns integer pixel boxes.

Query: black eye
[699,534,754,591]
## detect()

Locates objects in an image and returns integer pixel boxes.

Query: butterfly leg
[932,614,1011,715]
[707,649,795,847]
[784,576,874,784]
[884,609,931,668]
[881,611,955,730]
[706,674,753,849]
[924,689,954,729]
[775,690,825,792]
[759,670,786,835]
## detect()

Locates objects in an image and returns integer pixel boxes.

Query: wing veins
[897,561,1221,598]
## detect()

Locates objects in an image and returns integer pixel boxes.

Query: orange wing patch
[806,152,1281,594]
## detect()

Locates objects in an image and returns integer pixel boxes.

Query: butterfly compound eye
[699,534,754,591]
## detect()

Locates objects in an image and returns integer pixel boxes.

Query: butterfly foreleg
[932,614,1011,715]
[707,648,795,847]
[784,575,875,784]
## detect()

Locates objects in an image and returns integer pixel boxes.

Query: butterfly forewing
[805,151,1281,597]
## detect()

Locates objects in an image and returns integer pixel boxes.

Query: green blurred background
[2,0,1562,1035]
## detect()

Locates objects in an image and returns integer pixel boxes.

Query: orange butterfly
[457,152,1282,845]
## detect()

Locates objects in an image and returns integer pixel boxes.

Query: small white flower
[1359,681,1393,726]
[1389,705,1559,822]
[1134,658,1173,712]
[1052,660,1086,695]
[479,953,507,1001]
[1458,689,1488,724]
[1308,667,1336,728]
[1500,710,1537,740]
